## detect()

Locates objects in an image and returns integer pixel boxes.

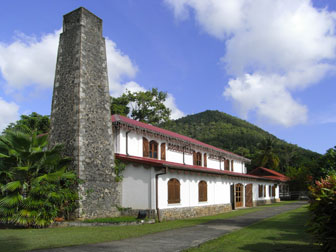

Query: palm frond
[1,181,22,192]
[0,193,23,207]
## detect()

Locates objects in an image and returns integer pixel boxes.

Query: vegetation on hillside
[160,110,321,173]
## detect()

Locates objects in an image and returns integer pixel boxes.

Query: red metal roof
[248,167,289,182]
[111,114,248,161]
[115,154,286,182]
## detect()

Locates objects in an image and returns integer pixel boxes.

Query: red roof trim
[115,154,285,182]
[111,114,249,161]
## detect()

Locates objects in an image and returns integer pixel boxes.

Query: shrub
[0,129,78,227]
[308,175,336,251]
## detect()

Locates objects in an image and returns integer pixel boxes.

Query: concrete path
[36,201,306,252]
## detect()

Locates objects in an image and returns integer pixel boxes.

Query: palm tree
[0,128,77,227]
[254,137,280,170]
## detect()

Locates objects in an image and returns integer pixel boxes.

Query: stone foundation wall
[120,209,156,219]
[159,204,232,221]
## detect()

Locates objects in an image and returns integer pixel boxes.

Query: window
[198,181,207,202]
[258,185,263,198]
[149,140,158,159]
[161,143,166,160]
[269,185,272,197]
[203,153,207,167]
[272,185,276,197]
[143,137,149,157]
[224,159,230,171]
[231,160,234,171]
[168,178,180,204]
[193,151,202,166]
[263,185,266,197]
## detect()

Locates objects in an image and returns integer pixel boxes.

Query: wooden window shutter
[168,178,180,204]
[143,137,149,157]
[231,160,234,171]
[269,185,272,197]
[263,185,266,197]
[272,185,275,197]
[199,181,207,202]
[224,159,229,171]
[204,153,207,167]
[193,151,197,165]
[161,143,166,160]
[259,185,262,198]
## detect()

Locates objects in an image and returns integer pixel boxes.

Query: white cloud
[165,0,336,126]
[0,30,61,89]
[164,94,185,119]
[0,97,19,132]
[0,29,184,120]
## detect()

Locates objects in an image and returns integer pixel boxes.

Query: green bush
[308,175,336,251]
[0,129,78,227]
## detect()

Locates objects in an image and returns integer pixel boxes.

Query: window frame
[149,140,158,159]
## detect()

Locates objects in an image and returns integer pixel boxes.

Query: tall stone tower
[49,7,120,218]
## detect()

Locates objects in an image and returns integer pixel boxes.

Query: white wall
[115,129,248,174]
[121,164,152,209]
[121,164,281,210]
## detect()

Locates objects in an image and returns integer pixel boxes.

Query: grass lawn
[83,216,138,223]
[185,205,321,252]
[0,201,296,252]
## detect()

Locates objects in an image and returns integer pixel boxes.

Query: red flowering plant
[308,175,336,252]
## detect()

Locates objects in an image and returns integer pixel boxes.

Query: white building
[112,115,289,221]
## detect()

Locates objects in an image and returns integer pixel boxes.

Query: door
[245,184,253,207]
[235,183,244,208]
[230,184,235,210]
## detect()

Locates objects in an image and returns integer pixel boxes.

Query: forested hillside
[160,110,321,172]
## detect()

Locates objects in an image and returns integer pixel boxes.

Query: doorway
[235,183,244,208]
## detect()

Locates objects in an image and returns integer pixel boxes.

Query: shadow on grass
[0,235,27,252]
[238,242,321,252]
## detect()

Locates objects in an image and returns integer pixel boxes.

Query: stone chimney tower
[49,7,120,218]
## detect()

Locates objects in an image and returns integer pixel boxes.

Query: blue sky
[0,0,335,154]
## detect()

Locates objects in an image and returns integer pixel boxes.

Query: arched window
[193,151,202,166]
[149,140,158,159]
[168,178,180,204]
[198,180,207,202]
[161,143,166,160]
[143,137,149,157]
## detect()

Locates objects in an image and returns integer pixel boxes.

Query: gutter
[155,167,167,222]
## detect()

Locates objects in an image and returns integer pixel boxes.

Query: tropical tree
[253,137,280,170]
[110,95,130,116]
[110,88,171,125]
[3,112,50,135]
[0,129,77,227]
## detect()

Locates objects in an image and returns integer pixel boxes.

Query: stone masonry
[159,204,232,221]
[49,7,120,218]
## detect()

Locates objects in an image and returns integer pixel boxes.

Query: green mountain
[160,110,320,172]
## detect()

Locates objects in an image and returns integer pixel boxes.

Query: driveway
[35,201,307,252]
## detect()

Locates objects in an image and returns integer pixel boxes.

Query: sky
[0,0,335,154]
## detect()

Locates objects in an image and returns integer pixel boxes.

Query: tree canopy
[3,112,50,135]
[110,88,171,125]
